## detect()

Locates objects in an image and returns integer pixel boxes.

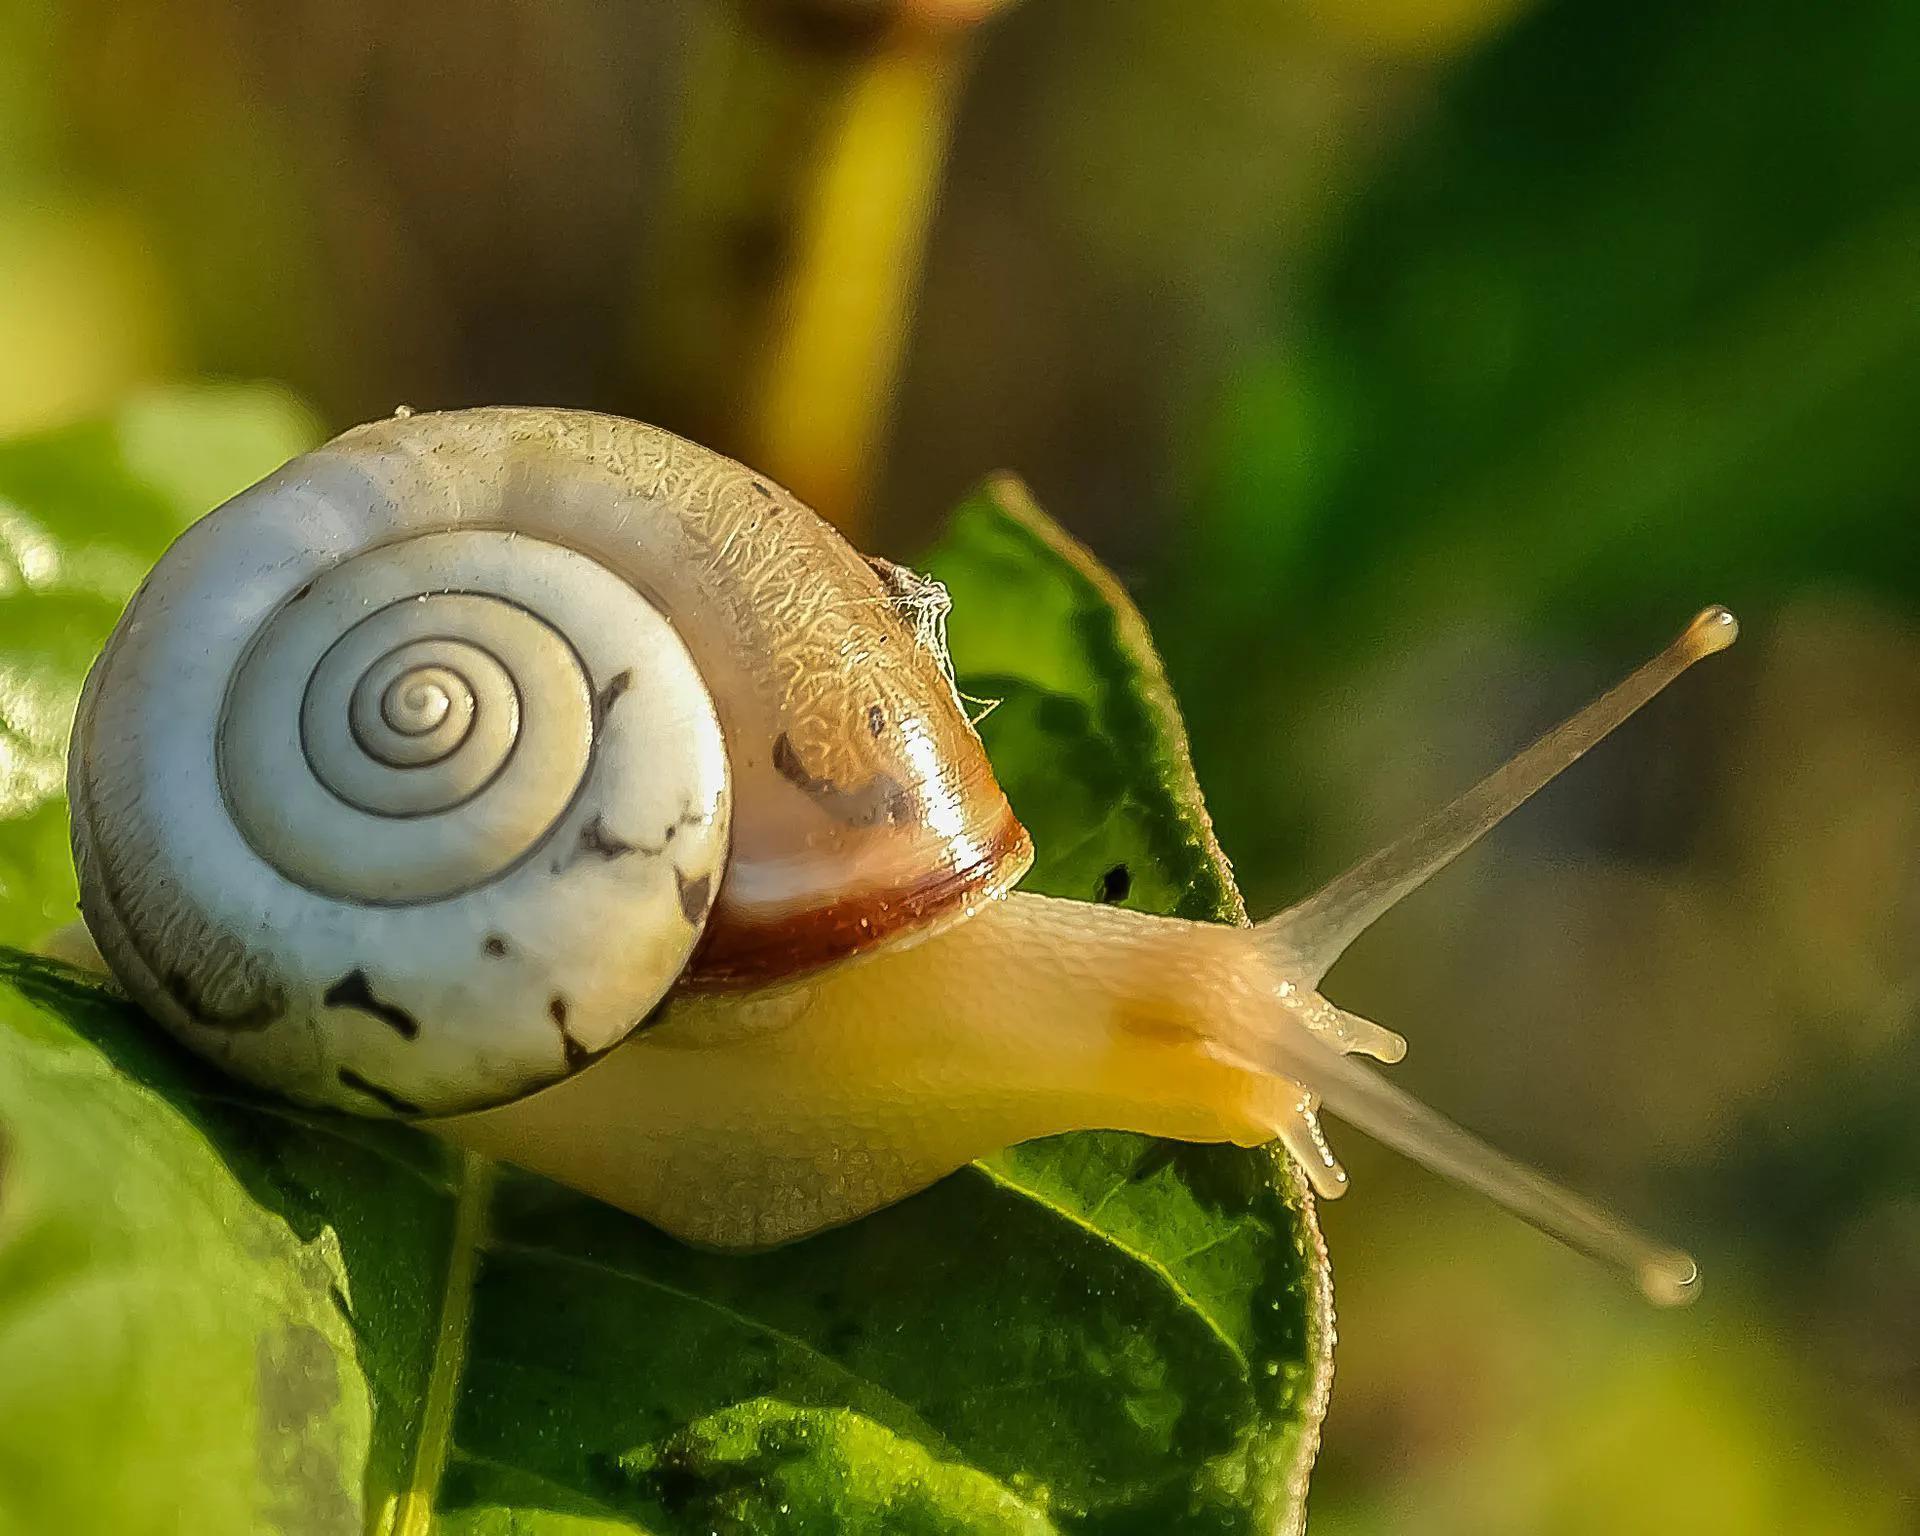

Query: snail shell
[70,408,1031,1116]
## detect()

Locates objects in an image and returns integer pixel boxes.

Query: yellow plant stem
[743,20,976,532]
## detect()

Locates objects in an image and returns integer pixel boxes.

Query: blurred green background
[2,0,1916,1529]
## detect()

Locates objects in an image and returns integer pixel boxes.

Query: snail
[66,407,1736,1304]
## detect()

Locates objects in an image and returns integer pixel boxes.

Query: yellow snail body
[68,407,1736,1303]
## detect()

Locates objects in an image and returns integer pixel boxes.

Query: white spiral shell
[70,429,731,1116]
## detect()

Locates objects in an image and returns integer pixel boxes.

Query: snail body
[69,408,1735,1301]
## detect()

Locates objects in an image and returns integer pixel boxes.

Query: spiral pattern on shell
[220,534,629,906]
[72,505,731,1117]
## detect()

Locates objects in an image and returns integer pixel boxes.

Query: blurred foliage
[1165,0,1920,900]
[1150,2,1920,1530]
[0,0,1916,1528]
[1177,0,1920,675]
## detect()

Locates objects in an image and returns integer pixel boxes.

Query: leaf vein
[965,1162,1250,1378]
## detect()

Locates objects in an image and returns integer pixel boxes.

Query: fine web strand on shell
[1260,606,1738,986]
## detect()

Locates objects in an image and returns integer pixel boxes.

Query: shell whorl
[218,534,627,905]
[72,461,731,1117]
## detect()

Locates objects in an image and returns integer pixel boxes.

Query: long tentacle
[1215,1017,1700,1306]
[1262,606,1737,985]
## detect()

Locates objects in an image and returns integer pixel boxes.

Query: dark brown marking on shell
[686,802,1034,988]
[548,994,595,1071]
[556,805,708,873]
[575,813,639,861]
[675,869,714,926]
[336,1067,423,1116]
[866,704,886,738]
[288,580,315,603]
[323,970,420,1040]
[771,732,913,829]
[165,967,286,1031]
[483,935,509,958]
[1098,864,1132,904]
[536,993,626,1076]
[596,669,633,716]
[750,479,774,497]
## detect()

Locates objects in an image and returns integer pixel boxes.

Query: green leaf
[0,955,392,1534]
[0,463,1330,1535]
[0,384,321,945]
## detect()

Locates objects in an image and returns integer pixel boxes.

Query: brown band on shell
[682,801,1033,987]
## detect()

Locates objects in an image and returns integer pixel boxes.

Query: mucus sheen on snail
[65,407,1736,1305]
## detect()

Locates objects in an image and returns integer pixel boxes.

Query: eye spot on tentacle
[675,869,714,926]
[322,969,420,1040]
[1097,864,1132,904]
[336,1067,422,1116]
